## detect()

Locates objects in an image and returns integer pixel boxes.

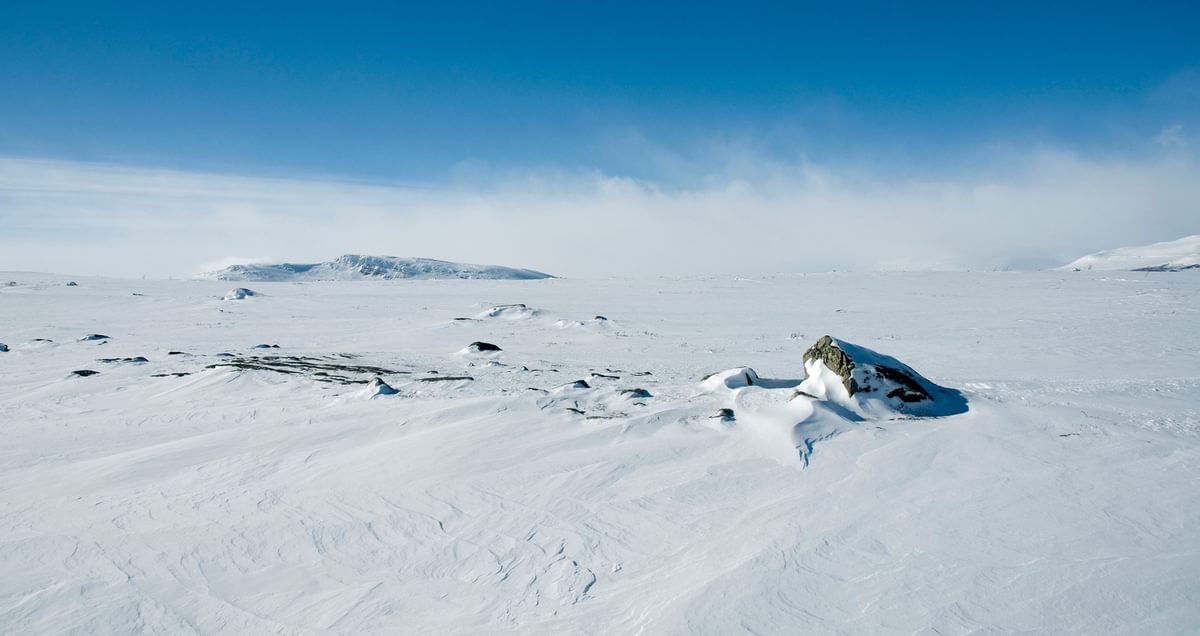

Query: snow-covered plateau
[2,271,1198,634]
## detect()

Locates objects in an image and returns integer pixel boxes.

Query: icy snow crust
[1060,234,1200,272]
[2,272,1200,634]
[204,254,555,281]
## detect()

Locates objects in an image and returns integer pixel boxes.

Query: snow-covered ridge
[1059,235,1200,272]
[200,254,555,281]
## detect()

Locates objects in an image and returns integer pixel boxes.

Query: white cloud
[0,149,1197,278]
[1155,124,1186,148]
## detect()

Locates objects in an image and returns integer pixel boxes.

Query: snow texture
[204,255,555,281]
[1,271,1199,634]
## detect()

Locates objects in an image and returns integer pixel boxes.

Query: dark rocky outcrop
[72,369,99,377]
[798,335,966,417]
[80,334,110,341]
[467,341,502,353]
[619,388,653,399]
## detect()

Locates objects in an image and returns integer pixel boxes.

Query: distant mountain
[201,255,555,281]
[1058,235,1200,272]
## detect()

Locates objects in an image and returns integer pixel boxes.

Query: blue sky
[3,1,1196,181]
[0,2,1197,276]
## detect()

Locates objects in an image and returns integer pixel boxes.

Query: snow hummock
[222,287,258,300]
[203,254,555,281]
[1059,235,1200,272]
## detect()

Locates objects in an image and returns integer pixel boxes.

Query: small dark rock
[151,372,191,378]
[712,408,735,421]
[468,341,502,352]
[72,369,99,377]
[65,281,78,287]
[565,407,586,415]
[619,388,653,399]
[590,372,620,380]
[80,334,110,341]
[416,375,474,382]
[561,380,590,389]
[593,315,608,321]
[0,343,7,352]
[167,351,187,356]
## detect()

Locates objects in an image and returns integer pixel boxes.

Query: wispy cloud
[1,147,1197,278]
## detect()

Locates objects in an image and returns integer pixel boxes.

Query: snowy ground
[2,272,1198,635]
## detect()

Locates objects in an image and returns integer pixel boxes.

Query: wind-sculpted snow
[204,254,555,281]
[1,272,1199,634]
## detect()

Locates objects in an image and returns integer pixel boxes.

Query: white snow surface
[202,255,555,281]
[2,272,1200,634]
[1059,234,1200,271]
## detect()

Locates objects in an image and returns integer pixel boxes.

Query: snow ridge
[1059,235,1200,272]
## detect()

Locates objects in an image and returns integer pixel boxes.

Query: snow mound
[478,303,540,320]
[701,367,762,391]
[223,287,258,300]
[794,336,967,418]
[1059,235,1200,272]
[203,255,555,281]
[364,377,398,397]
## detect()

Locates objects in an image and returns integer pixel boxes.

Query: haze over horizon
[2,2,1198,277]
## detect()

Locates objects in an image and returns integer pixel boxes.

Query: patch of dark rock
[593,315,608,321]
[562,380,590,389]
[590,372,620,380]
[631,371,653,376]
[565,407,586,415]
[620,388,653,399]
[80,334,110,341]
[33,338,52,342]
[586,413,628,420]
[1058,433,1080,438]
[712,408,735,421]
[416,375,474,382]
[467,341,502,352]
[452,317,477,321]
[98,356,148,364]
[151,372,191,378]
[65,281,78,287]
[215,352,235,358]
[132,292,145,296]
[206,355,408,384]
[252,344,280,349]
[526,387,547,392]
[167,351,187,356]
[72,369,99,377]
[0,343,7,353]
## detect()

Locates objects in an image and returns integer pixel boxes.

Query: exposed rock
[72,369,99,377]
[0,343,7,353]
[796,335,966,417]
[80,334,110,341]
[711,408,735,421]
[415,376,474,382]
[65,281,78,287]
[619,388,653,399]
[467,341,502,353]
[367,377,398,395]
